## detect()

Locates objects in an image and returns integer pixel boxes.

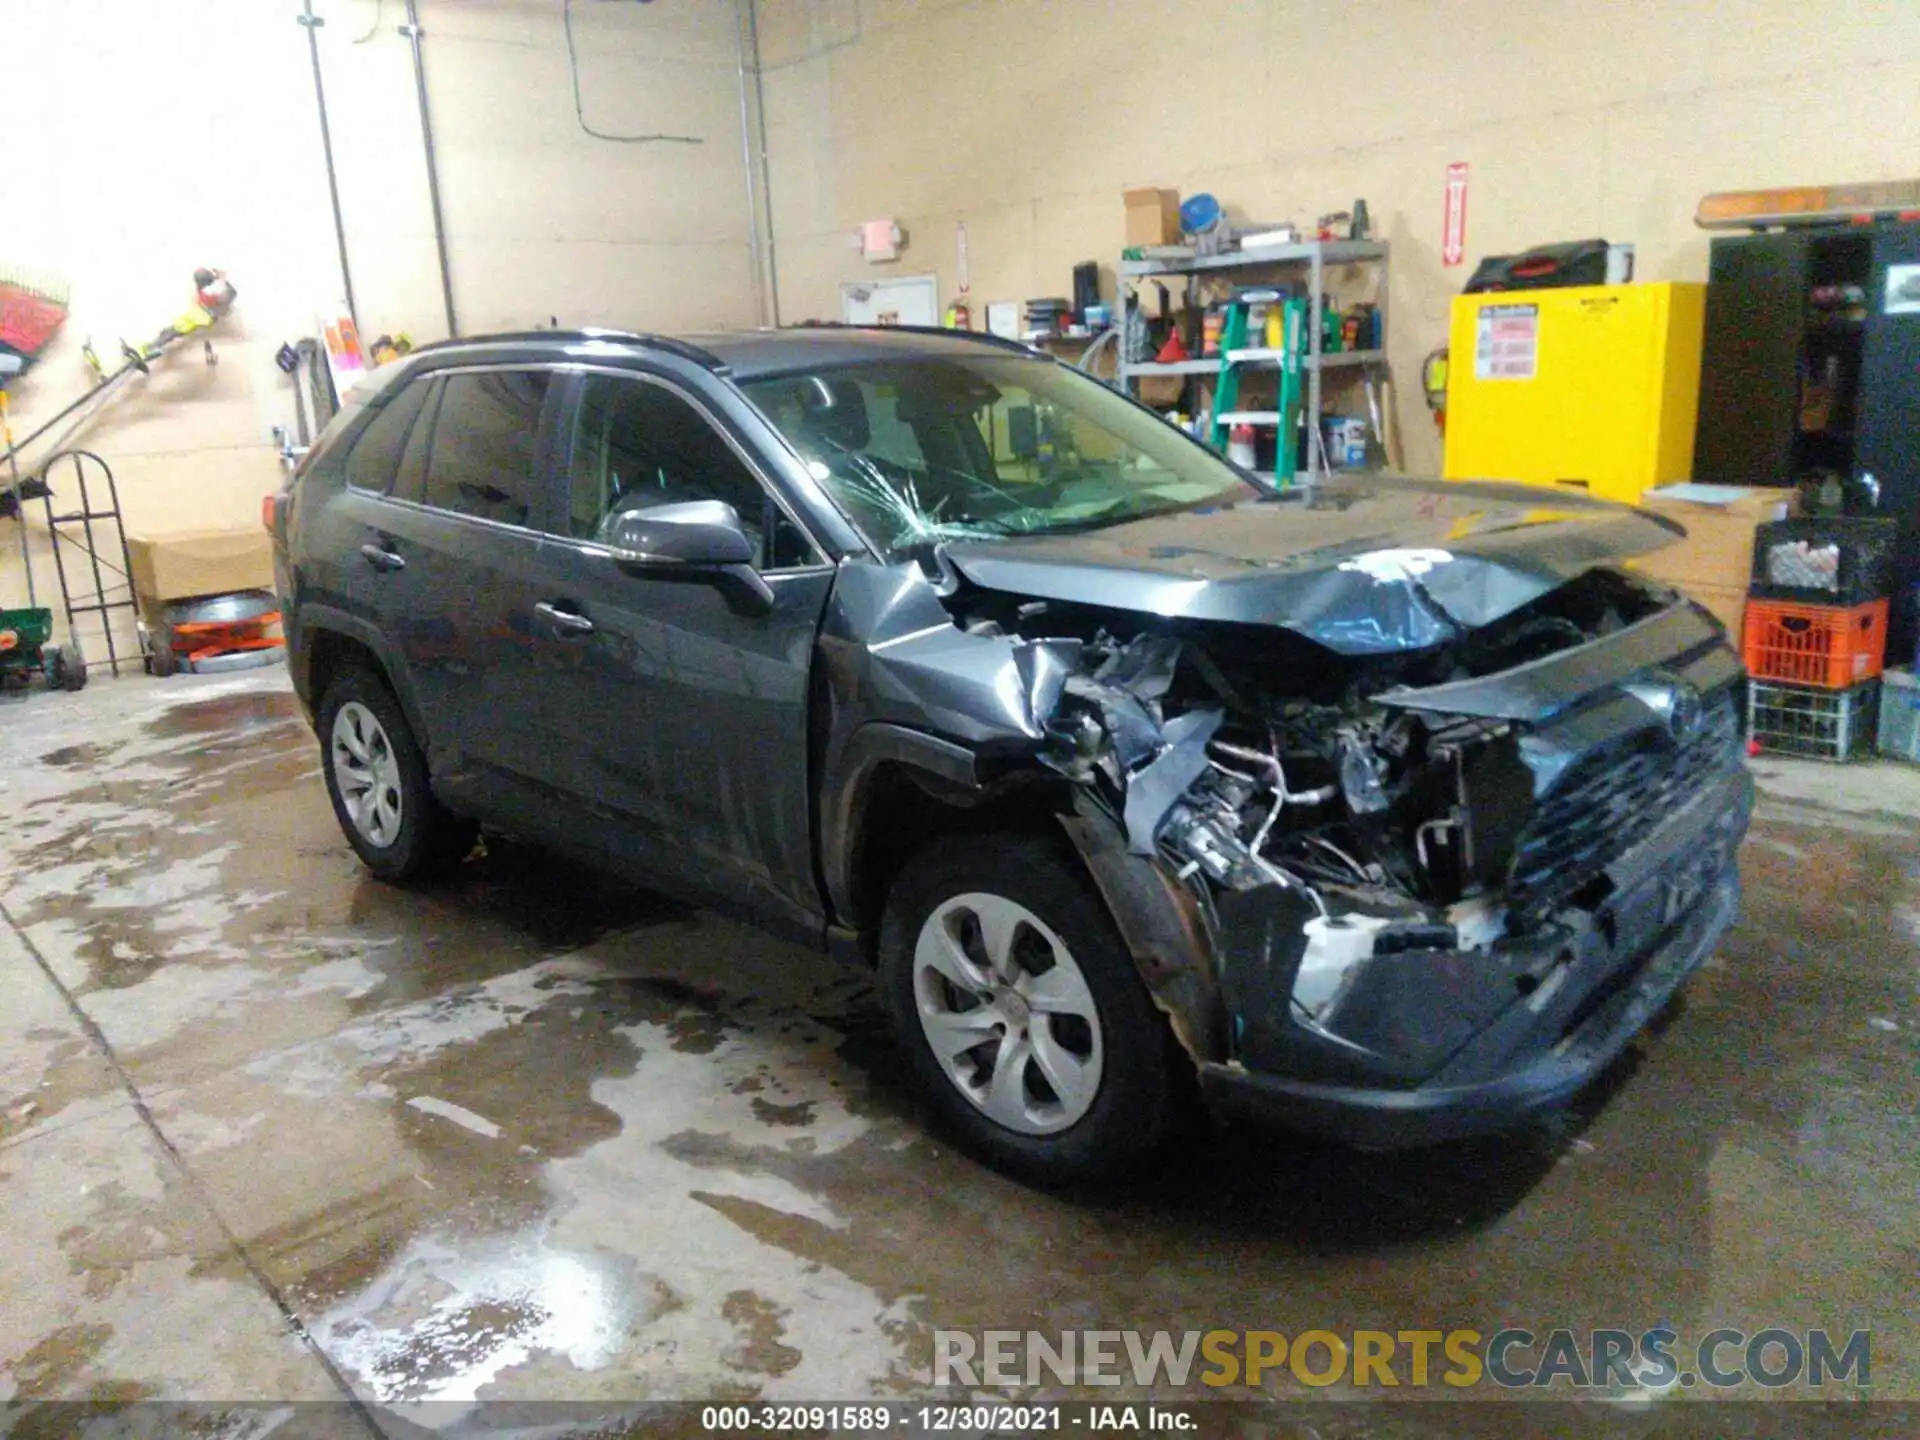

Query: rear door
[377,366,562,808]
[528,368,834,934]
[323,374,452,749]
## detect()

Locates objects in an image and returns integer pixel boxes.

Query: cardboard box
[1630,483,1799,592]
[126,528,275,619]
[1124,187,1181,247]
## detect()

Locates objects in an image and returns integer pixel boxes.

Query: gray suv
[272,326,1752,1184]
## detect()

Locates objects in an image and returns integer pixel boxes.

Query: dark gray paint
[527,536,833,934]
[280,325,1752,1142]
[1377,601,1740,724]
[940,475,1683,654]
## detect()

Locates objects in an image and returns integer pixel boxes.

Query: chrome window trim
[361,490,550,543]
[561,542,836,582]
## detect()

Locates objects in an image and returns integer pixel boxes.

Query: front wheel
[317,666,473,881]
[879,833,1181,1185]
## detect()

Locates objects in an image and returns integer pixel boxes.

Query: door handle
[534,601,595,638]
[359,543,405,572]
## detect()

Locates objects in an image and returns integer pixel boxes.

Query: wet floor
[0,670,1914,1429]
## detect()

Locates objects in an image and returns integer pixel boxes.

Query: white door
[840,275,939,327]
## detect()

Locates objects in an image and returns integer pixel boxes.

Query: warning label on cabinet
[1475,303,1539,380]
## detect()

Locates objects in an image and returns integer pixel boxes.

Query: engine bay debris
[826,539,1747,1079]
[914,564,1740,1064]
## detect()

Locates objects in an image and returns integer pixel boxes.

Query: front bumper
[1198,766,1752,1149]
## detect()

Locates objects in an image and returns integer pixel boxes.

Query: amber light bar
[1698,180,1920,229]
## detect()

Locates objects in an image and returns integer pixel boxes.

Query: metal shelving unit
[1117,239,1391,479]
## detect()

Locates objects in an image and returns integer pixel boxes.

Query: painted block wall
[754,0,1920,475]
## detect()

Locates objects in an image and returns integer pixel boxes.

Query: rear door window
[343,377,433,493]
[389,378,441,504]
[420,370,553,529]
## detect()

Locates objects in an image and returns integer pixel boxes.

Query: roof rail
[786,322,1048,358]
[406,329,730,372]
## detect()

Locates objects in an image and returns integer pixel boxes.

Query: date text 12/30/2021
[700,1404,1195,1433]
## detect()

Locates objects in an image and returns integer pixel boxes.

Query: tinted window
[564,375,816,568]
[343,378,433,492]
[420,370,552,528]
[390,378,441,504]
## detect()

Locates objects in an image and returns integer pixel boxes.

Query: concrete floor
[1,668,1915,1424]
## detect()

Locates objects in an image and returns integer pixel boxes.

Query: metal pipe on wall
[297,0,359,328]
[735,0,780,328]
[400,0,459,339]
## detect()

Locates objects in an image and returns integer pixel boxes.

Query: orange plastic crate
[1741,597,1888,689]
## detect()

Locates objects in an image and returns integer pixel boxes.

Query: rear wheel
[317,666,473,880]
[879,833,1180,1185]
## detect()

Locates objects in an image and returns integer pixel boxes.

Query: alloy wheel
[331,700,404,848]
[911,892,1105,1135]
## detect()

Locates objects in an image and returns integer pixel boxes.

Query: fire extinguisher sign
[1443,162,1469,267]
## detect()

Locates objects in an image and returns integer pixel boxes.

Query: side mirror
[594,499,774,615]
[596,499,756,567]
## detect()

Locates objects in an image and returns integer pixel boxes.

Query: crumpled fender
[1056,791,1226,1065]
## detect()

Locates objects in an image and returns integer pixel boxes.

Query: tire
[316,665,474,881]
[57,638,87,692]
[879,832,1181,1185]
[146,627,178,677]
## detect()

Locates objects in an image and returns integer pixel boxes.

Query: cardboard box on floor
[126,529,275,623]
[1628,484,1800,646]
[1631,484,1799,589]
[1124,187,1181,247]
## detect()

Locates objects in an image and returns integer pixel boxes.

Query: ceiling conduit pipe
[400,0,459,339]
[297,0,359,328]
[735,0,781,327]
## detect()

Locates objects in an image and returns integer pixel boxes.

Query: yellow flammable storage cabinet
[1442,282,1706,503]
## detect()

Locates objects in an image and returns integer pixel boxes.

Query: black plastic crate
[1749,517,1900,605]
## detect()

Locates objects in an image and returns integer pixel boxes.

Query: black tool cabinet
[1694,221,1920,648]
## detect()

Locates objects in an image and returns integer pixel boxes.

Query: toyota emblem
[1626,671,1706,743]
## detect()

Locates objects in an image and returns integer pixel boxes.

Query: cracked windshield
[744,357,1258,554]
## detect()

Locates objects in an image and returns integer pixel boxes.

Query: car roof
[685,326,1045,379]
[404,325,1049,381]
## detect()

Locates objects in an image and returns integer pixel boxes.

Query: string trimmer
[1,269,238,478]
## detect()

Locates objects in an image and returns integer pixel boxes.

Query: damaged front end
[830,554,1752,1148]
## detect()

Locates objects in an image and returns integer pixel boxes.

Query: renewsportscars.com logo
[933,1328,1872,1391]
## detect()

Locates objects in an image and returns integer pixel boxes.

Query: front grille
[1506,689,1744,921]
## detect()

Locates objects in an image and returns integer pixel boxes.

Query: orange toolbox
[1741,597,1889,689]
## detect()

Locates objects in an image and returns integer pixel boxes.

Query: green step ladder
[1208,293,1308,486]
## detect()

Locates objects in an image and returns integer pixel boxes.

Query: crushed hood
[940,476,1682,655]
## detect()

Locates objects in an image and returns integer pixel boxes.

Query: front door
[528,370,833,935]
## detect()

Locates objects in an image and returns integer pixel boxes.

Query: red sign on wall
[1443,162,1470,267]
